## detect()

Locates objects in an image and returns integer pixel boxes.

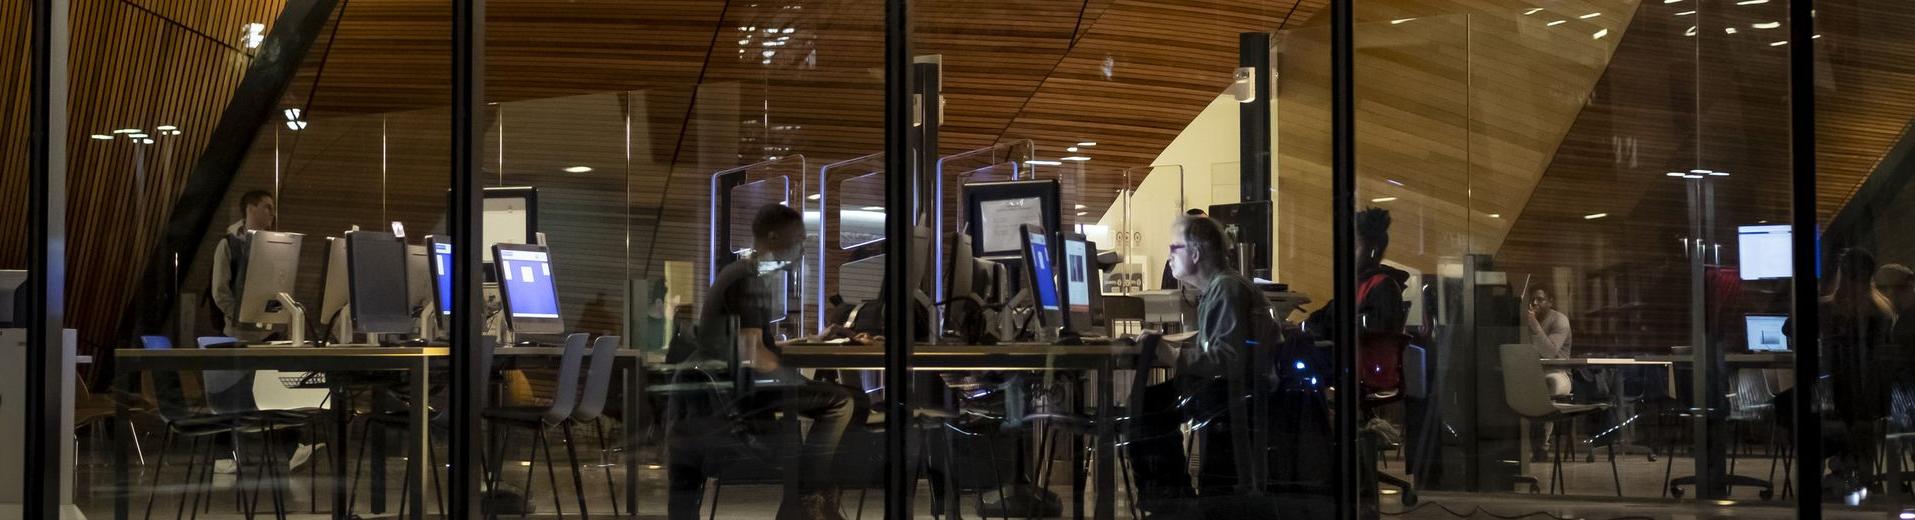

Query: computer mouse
[402,338,430,347]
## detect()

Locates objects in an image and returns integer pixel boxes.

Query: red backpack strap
[1355,273,1393,306]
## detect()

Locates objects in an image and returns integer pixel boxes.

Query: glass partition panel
[1,3,29,517]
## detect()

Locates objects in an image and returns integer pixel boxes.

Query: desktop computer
[493,243,566,337]
[1018,224,1063,338]
[236,230,308,345]
[428,235,454,319]
[319,237,353,341]
[1059,234,1103,337]
[406,244,431,315]
[346,230,415,337]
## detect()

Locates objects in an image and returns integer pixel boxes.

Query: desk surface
[1541,357,1673,366]
[780,344,1137,370]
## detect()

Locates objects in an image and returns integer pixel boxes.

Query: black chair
[139,337,286,520]
[561,335,624,517]
[484,332,591,519]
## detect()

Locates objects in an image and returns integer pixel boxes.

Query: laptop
[1744,314,1790,352]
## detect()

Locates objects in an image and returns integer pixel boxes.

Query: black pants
[668,380,870,520]
[1127,379,1237,509]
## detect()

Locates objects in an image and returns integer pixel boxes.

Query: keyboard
[278,372,328,388]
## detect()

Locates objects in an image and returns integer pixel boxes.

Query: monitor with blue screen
[427,236,453,317]
[493,243,564,335]
[1020,224,1062,330]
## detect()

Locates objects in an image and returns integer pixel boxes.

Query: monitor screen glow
[1027,231,1059,311]
[1745,314,1789,352]
[1063,239,1090,314]
[1738,225,1792,280]
[432,241,453,316]
[497,248,561,319]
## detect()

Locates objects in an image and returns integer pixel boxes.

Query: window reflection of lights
[1676,10,1696,15]
[1737,0,1769,4]
[283,108,302,119]
[1683,174,1704,179]
[738,39,750,45]
[1584,213,1609,220]
[141,138,155,144]
[1488,213,1502,219]
[861,206,885,211]
[783,27,795,33]
[1061,156,1092,161]
[1546,19,1567,26]
[1025,160,1063,166]
[739,26,749,31]
[1770,40,1788,46]
[764,41,786,47]
[1371,197,1397,203]
[286,120,308,131]
[1523,7,1543,14]
[1666,172,1688,177]
[1815,34,1823,38]
[1075,204,1087,209]
[807,194,821,201]
[762,50,776,57]
[1579,12,1600,18]
[1386,179,1405,186]
[764,27,778,33]
[778,36,790,41]
[1593,28,1608,39]
[762,59,772,64]
[1076,211,1088,216]
[89,134,112,140]
[1709,171,1731,176]
[1753,21,1781,29]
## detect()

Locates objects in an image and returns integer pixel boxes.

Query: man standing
[211,190,278,342]
[1523,287,1573,462]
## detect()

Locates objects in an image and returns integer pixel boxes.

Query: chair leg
[1609,443,1622,497]
[563,423,591,519]
[130,421,147,466]
[541,429,567,519]
[521,426,540,520]
[856,488,868,520]
[348,418,374,514]
[141,429,175,520]
[709,481,722,520]
[593,420,621,516]
[186,436,212,520]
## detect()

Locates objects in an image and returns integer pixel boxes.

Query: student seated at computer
[1128,215,1280,512]
[212,190,280,342]
[671,203,869,520]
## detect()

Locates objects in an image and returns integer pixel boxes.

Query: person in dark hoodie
[1306,207,1408,340]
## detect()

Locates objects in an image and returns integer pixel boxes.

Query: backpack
[1355,273,1408,396]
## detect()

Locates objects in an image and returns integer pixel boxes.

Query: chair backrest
[541,332,591,425]
[1728,368,1775,419]
[195,337,258,416]
[1500,344,1559,419]
[140,336,173,349]
[1404,344,1428,400]
[572,335,621,422]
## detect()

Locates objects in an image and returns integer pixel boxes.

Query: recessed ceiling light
[156,125,178,131]
[1666,172,1687,177]
[112,128,141,134]
[1025,160,1063,166]
[1546,19,1568,26]
[1391,18,1415,24]
[1675,10,1696,15]
[1769,40,1788,46]
[1371,197,1398,203]
[1075,142,1097,147]
[860,206,885,211]
[1753,21,1781,29]
[563,166,593,173]
[1584,213,1609,220]
[90,134,113,140]
[1579,12,1600,18]
[1523,8,1544,14]
[1593,28,1609,39]
[807,194,822,200]
[1061,156,1091,161]
[1488,213,1502,218]
[1066,147,1079,152]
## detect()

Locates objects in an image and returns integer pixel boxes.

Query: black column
[1239,32,1271,203]
[882,0,914,518]
[25,0,67,517]
[448,0,485,517]
[1788,0,1821,514]
[1330,0,1359,516]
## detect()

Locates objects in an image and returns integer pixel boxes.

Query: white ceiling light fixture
[1725,27,1738,34]
[1386,179,1405,186]
[1076,142,1097,147]
[1061,156,1092,161]
[1371,197,1398,203]
[1753,21,1782,29]
[128,133,149,139]
[807,194,821,200]
[283,108,302,120]
[1686,26,1700,36]
[1074,204,1087,209]
[1391,18,1416,24]
[156,124,178,131]
[241,23,265,49]
[563,166,593,173]
[1770,40,1789,46]
[286,120,308,131]
[1676,10,1696,15]
[860,206,885,211]
[1593,28,1609,39]
[112,128,141,134]
[1066,146,1079,152]
[782,27,795,34]
[1523,7,1544,14]
[1547,19,1568,26]
[1488,213,1502,219]
[1584,213,1609,220]
[1709,171,1731,176]
[142,138,155,144]
[1025,160,1063,166]
[1580,12,1601,18]
[1737,0,1769,4]
[89,134,113,140]
[1666,172,1688,177]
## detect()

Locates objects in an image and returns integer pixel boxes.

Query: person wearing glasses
[1522,286,1573,462]
[1129,215,1275,514]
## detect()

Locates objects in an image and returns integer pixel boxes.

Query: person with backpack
[211,190,280,342]
[1128,215,1278,514]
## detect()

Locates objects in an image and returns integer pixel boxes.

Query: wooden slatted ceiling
[0,3,28,268]
[1267,0,1636,308]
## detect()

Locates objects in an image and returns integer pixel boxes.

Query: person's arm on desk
[739,327,782,373]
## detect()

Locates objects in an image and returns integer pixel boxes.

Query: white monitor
[1746,314,1790,352]
[406,244,430,314]
[236,231,305,325]
[319,237,350,329]
[1738,225,1792,280]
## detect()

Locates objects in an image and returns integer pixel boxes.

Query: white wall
[1093,94,1245,288]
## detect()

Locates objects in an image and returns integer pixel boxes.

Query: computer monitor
[0,270,25,327]
[493,243,565,335]
[346,231,414,335]
[427,235,453,317]
[319,237,351,330]
[1738,225,1792,280]
[965,179,1061,258]
[1061,235,1097,334]
[406,244,430,314]
[483,186,539,264]
[236,230,305,326]
[1020,224,1062,329]
[1745,314,1790,352]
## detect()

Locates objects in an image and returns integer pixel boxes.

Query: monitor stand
[258,292,307,346]
[417,301,441,343]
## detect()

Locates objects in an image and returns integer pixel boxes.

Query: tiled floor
[69,434,1915,519]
